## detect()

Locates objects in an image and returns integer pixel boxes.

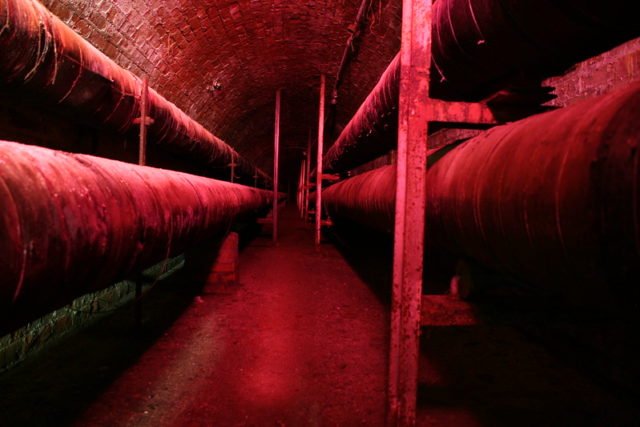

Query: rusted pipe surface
[273,89,281,244]
[0,0,266,180]
[0,140,272,329]
[430,0,639,100]
[324,54,400,173]
[316,74,326,246]
[324,0,639,173]
[324,83,640,305]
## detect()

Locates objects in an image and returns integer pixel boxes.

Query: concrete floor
[0,206,638,426]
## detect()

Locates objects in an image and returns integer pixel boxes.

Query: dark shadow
[326,220,456,307]
[327,219,639,425]
[325,221,394,307]
[416,265,640,426]
[0,226,261,425]
[416,316,640,426]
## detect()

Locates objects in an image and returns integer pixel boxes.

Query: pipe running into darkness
[0,140,272,330]
[0,0,270,183]
[324,0,639,173]
[324,54,400,174]
[323,82,640,307]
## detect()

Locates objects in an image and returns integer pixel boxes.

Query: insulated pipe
[0,0,269,182]
[0,140,272,330]
[324,54,400,173]
[323,82,640,306]
[429,0,638,100]
[324,0,639,173]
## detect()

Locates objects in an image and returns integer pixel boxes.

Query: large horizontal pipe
[324,0,638,173]
[429,0,638,100]
[0,0,269,182]
[324,54,400,173]
[0,140,272,330]
[323,82,640,306]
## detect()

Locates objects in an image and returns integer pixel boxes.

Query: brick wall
[0,255,185,373]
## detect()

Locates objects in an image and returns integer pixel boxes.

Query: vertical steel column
[135,76,150,326]
[299,159,306,218]
[315,75,326,246]
[304,132,312,222]
[387,0,431,425]
[138,77,149,166]
[273,89,281,244]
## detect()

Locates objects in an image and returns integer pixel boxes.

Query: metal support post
[387,0,431,425]
[138,77,149,166]
[315,74,326,246]
[304,132,312,222]
[273,89,281,244]
[298,159,306,217]
[229,152,237,183]
[134,76,151,326]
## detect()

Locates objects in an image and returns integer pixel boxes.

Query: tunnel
[1,0,639,425]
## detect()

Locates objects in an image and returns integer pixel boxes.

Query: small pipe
[138,77,148,166]
[304,131,312,222]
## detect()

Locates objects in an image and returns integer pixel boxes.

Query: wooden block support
[207,232,239,285]
[321,173,340,181]
[420,295,477,327]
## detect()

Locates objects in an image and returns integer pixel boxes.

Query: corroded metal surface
[0,0,268,180]
[324,0,639,173]
[430,0,638,100]
[324,82,640,306]
[0,140,272,328]
[387,0,431,423]
[315,74,326,246]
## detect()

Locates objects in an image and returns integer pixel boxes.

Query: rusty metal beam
[138,77,149,166]
[330,0,371,106]
[273,89,281,244]
[315,75,326,246]
[304,132,312,222]
[298,158,305,218]
[134,76,149,324]
[388,0,431,424]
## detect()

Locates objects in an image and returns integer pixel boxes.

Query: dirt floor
[0,206,638,426]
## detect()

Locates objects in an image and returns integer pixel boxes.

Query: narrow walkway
[73,206,389,425]
[2,207,637,426]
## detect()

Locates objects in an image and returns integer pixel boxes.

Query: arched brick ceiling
[40,0,402,177]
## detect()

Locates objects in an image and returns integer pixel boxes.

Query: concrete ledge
[0,254,185,374]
